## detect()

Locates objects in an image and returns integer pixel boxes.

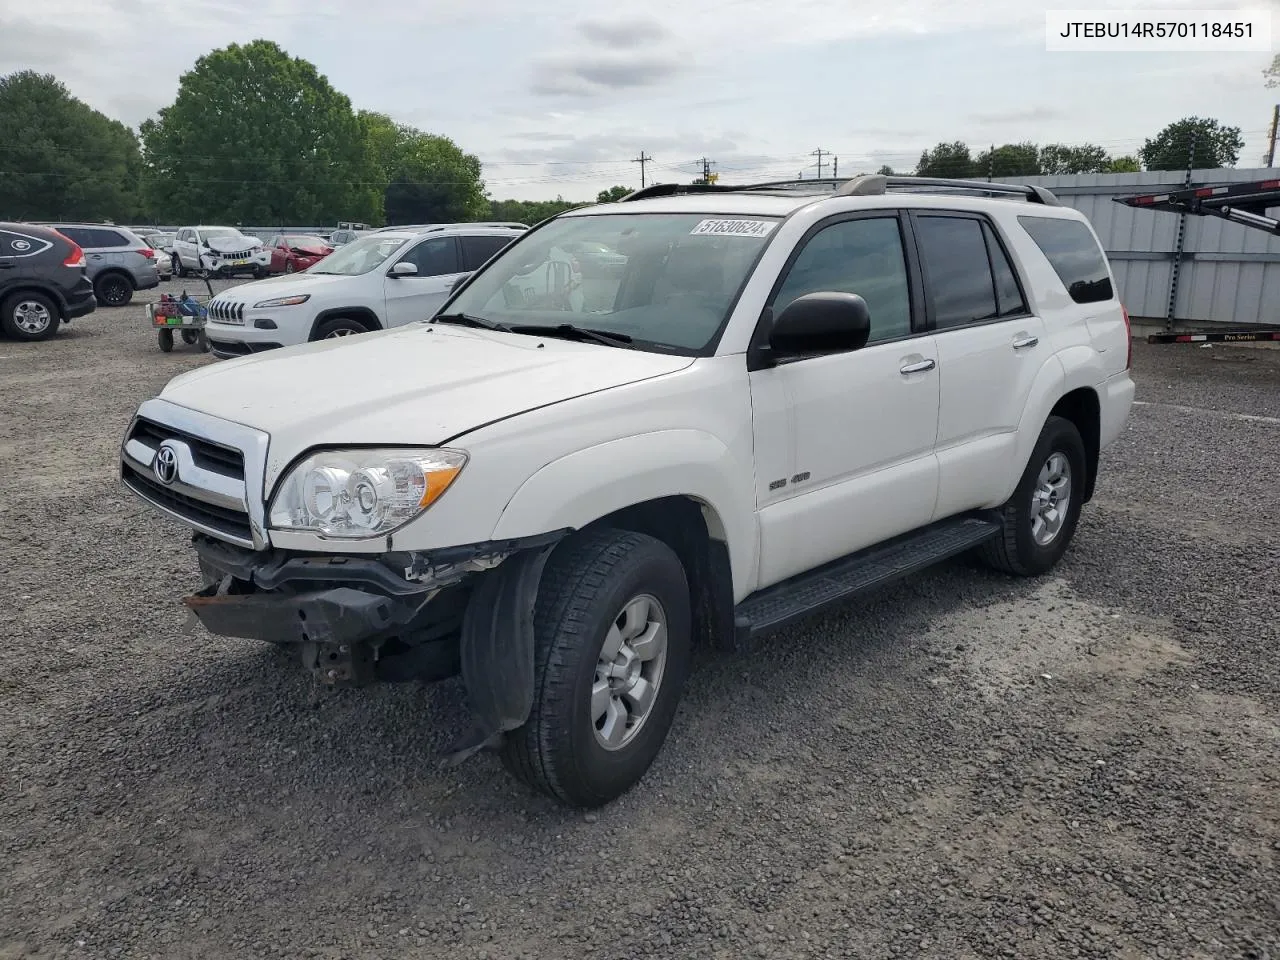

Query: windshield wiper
[509,323,635,349]
[433,312,512,332]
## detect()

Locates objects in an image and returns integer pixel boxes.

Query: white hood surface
[159,323,693,469]
[206,235,260,253]
[210,272,351,303]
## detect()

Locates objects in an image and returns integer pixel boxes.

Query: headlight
[268,447,467,538]
[254,294,311,307]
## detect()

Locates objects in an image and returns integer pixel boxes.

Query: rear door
[382,235,463,326]
[460,234,516,273]
[909,211,1049,519]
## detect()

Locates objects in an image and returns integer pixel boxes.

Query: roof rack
[620,175,1060,206]
[1116,177,1280,236]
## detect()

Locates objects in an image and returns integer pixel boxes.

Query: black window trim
[906,209,1035,335]
[980,219,1031,320]
[746,209,927,371]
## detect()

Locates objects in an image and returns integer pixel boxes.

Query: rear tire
[0,292,60,341]
[313,317,367,340]
[979,415,1087,577]
[94,273,133,307]
[157,328,174,352]
[500,528,692,808]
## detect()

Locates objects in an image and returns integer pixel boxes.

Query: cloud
[530,17,689,97]
[970,107,1065,127]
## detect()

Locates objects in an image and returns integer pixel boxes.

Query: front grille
[129,418,243,477]
[217,249,254,260]
[208,299,245,323]
[122,468,254,544]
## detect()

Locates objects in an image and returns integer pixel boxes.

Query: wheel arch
[307,307,383,340]
[93,267,136,291]
[1049,387,1101,503]
[1,284,68,318]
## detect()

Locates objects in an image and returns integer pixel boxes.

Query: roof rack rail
[619,175,1060,205]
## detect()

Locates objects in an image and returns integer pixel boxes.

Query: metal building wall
[1003,168,1280,326]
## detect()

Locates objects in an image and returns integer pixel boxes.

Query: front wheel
[500,528,692,808]
[313,317,367,340]
[979,415,1087,577]
[172,254,185,278]
[284,261,295,274]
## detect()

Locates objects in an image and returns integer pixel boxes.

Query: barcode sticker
[689,219,777,238]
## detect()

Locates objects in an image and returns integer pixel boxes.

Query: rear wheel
[0,292,60,341]
[181,329,199,345]
[313,317,367,340]
[94,273,133,307]
[979,415,1087,577]
[157,328,174,352]
[500,528,692,808]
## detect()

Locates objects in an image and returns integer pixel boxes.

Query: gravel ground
[1,306,1277,960]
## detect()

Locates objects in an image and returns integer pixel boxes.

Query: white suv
[121,175,1135,808]
[202,225,524,359]
[172,226,271,280]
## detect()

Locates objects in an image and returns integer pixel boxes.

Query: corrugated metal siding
[1004,168,1280,325]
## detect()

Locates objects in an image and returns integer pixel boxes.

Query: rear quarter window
[1017,215,1113,305]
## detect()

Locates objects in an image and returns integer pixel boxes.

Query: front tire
[0,292,60,341]
[172,254,185,278]
[312,317,367,340]
[500,528,692,808]
[979,415,1087,577]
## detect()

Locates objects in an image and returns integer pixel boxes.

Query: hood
[159,323,693,472]
[293,244,331,256]
[210,272,353,303]
[207,235,259,253]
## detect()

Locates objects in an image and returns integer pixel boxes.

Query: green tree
[1139,117,1243,170]
[975,142,1042,177]
[1265,54,1280,87]
[0,71,142,221]
[1106,155,1142,173]
[915,142,976,178]
[488,197,583,225]
[139,40,377,224]
[1038,143,1111,175]
[596,185,632,203]
[383,131,486,225]
[876,165,896,176]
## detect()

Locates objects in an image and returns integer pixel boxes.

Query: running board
[733,514,1001,640]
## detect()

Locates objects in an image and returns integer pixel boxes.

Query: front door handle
[1012,335,1039,349]
[900,358,936,374]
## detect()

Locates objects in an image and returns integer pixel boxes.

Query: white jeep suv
[172,226,271,280]
[120,175,1135,808]
[202,224,524,359]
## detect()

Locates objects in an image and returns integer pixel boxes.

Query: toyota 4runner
[120,175,1135,808]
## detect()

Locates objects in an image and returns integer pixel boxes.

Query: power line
[810,148,830,179]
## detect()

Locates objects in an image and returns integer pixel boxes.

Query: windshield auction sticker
[690,219,777,238]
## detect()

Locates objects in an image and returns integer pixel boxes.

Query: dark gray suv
[36,223,161,307]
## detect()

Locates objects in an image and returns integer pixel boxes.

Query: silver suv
[38,223,161,307]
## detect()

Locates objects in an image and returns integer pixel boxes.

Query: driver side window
[773,216,912,343]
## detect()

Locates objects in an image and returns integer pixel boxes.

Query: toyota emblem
[153,442,179,485]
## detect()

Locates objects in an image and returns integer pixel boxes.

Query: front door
[909,212,1050,518]
[383,235,465,327]
[748,212,942,589]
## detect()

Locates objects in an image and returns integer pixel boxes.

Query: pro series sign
[0,228,53,258]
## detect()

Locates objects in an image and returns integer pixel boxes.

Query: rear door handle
[900,358,936,374]
[1013,335,1039,349]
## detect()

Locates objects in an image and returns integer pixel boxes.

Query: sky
[2,0,1279,201]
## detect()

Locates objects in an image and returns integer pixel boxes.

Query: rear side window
[461,235,514,271]
[1017,215,1113,304]
[914,216,999,328]
[58,227,93,247]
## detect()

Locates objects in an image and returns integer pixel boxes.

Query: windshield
[200,228,242,241]
[439,212,779,353]
[308,234,408,275]
[286,235,328,248]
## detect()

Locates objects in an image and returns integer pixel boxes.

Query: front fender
[490,430,759,600]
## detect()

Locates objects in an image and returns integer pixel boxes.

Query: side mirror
[449,272,472,290]
[389,261,418,277]
[767,292,872,357]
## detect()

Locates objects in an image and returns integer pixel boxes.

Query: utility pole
[632,151,652,188]
[810,148,829,179]
[1267,106,1280,167]
[833,156,838,179]
[694,157,716,184]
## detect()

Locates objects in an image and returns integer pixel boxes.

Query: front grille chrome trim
[122,399,271,550]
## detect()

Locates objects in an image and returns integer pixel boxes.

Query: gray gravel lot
[1,305,1277,960]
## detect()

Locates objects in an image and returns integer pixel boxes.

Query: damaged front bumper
[182,529,569,760]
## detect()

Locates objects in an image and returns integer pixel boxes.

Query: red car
[268,234,334,274]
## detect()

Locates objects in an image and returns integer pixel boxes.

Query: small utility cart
[147,275,214,353]
[1116,178,1280,344]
